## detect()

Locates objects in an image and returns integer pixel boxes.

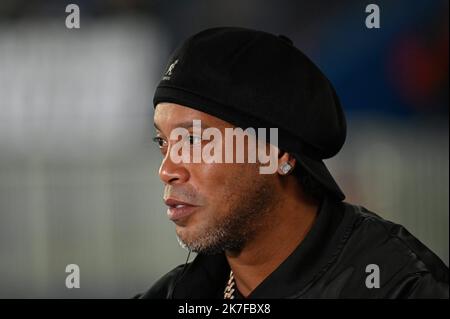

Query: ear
[277,151,297,175]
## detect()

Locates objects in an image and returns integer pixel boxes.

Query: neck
[225,183,319,297]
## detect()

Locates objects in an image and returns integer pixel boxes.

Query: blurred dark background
[0,0,448,298]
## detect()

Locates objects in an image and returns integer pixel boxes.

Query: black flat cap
[153,27,346,201]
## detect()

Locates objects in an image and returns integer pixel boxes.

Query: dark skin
[154,102,319,297]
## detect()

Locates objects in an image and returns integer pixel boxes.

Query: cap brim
[293,153,345,201]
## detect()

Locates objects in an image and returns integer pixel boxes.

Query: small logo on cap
[163,59,178,80]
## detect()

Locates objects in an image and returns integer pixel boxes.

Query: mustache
[163,185,203,205]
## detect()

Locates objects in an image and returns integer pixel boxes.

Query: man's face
[153,103,280,254]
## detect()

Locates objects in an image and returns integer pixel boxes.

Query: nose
[158,150,190,185]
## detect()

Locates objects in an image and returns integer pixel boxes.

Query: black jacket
[139,198,449,299]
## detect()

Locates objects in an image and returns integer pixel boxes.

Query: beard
[176,177,277,255]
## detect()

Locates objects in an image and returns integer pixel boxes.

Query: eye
[152,136,167,148]
[188,135,202,145]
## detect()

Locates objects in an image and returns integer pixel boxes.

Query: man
[139,27,448,298]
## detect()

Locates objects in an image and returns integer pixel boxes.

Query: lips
[164,198,199,221]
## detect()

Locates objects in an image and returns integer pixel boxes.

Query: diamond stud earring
[279,162,293,175]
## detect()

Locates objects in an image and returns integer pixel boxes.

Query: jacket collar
[172,197,357,298]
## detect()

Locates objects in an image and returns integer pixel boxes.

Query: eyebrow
[153,121,212,132]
